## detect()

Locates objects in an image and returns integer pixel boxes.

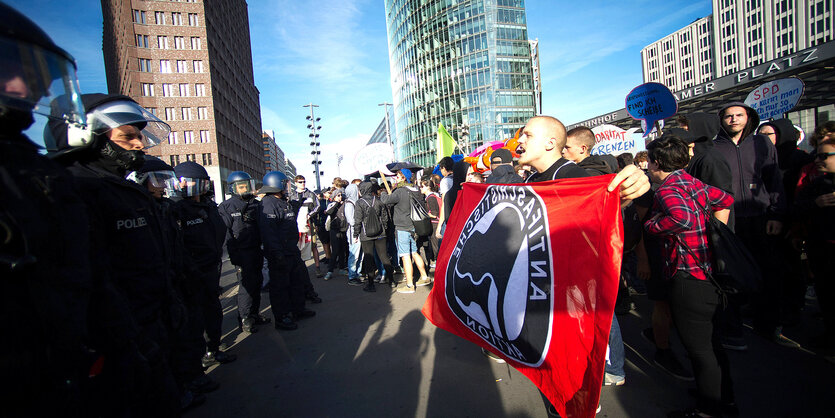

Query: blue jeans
[348,238,362,279]
[606,314,625,377]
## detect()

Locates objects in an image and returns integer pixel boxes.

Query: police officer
[48,93,181,415]
[260,171,316,330]
[0,4,91,415]
[173,161,237,368]
[129,157,214,406]
[218,171,271,332]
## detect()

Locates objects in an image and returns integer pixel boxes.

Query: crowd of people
[3,3,834,417]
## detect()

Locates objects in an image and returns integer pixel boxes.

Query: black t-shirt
[526,158,590,182]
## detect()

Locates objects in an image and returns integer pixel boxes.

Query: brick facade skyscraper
[101,0,263,200]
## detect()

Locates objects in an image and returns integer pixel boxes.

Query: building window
[157,36,169,49]
[132,10,146,24]
[179,83,190,97]
[168,131,179,145]
[154,11,166,25]
[136,34,149,48]
[186,154,197,162]
[188,13,199,26]
[190,37,202,50]
[169,155,180,166]
[159,59,172,73]
[145,107,157,116]
[171,12,183,25]
[140,83,154,96]
[176,60,188,73]
[173,36,184,49]
[138,58,151,72]
[202,153,213,166]
[183,131,195,144]
[199,130,210,143]
[182,107,193,120]
[162,83,173,97]
[197,107,208,119]
[164,107,176,121]
[192,60,204,73]
[194,84,206,96]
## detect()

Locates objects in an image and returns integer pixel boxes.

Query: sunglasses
[816,152,835,160]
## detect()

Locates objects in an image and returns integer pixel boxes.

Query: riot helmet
[227,171,256,197]
[174,161,212,197]
[261,171,288,194]
[127,155,179,199]
[0,2,86,144]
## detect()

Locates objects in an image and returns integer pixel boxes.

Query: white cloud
[284,132,372,190]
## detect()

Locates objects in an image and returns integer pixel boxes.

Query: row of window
[166,130,211,145]
[136,35,201,50]
[157,106,210,121]
[138,58,204,73]
[132,10,199,26]
[140,82,207,97]
[169,153,213,167]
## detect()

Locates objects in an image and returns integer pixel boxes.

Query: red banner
[422,175,623,418]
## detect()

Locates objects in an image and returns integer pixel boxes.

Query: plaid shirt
[645,170,734,281]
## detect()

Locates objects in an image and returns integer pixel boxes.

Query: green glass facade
[384,0,536,167]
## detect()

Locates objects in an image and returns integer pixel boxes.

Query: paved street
[189,254,835,418]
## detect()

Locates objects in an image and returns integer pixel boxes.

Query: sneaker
[292,309,316,320]
[481,347,505,363]
[596,404,602,414]
[306,292,322,304]
[603,372,625,386]
[347,278,364,286]
[396,284,415,294]
[252,314,271,325]
[323,272,333,281]
[641,327,656,346]
[375,275,387,284]
[275,314,298,330]
[201,351,237,368]
[241,317,257,333]
[415,276,433,287]
[363,283,376,293]
[654,349,694,381]
[720,337,748,351]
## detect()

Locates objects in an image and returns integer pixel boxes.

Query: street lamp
[303,103,323,191]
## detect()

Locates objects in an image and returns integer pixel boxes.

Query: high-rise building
[101,0,263,200]
[263,130,286,173]
[642,0,835,89]
[384,0,537,167]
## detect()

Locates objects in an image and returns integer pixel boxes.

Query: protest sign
[626,82,678,137]
[423,176,623,418]
[353,143,393,176]
[590,124,645,156]
[744,77,805,120]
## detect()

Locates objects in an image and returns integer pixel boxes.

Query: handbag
[671,185,761,295]
[409,191,433,237]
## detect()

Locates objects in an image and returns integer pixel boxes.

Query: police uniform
[260,194,309,325]
[218,195,264,322]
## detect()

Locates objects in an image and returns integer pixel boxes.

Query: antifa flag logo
[445,185,553,366]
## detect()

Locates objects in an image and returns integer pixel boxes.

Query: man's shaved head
[517,116,568,172]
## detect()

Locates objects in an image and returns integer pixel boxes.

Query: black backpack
[409,190,432,236]
[361,197,383,237]
[336,201,349,232]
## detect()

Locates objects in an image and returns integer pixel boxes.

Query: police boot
[202,350,237,368]
[275,314,298,330]
[305,291,322,304]
[241,317,257,333]
[292,309,316,320]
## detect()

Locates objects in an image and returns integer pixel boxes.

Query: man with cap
[380,168,431,293]
[259,171,317,330]
[173,161,237,368]
[218,171,271,333]
[49,93,181,414]
[486,148,523,184]
[0,4,92,414]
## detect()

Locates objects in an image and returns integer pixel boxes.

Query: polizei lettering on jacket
[446,185,554,367]
[116,216,148,230]
[185,218,204,226]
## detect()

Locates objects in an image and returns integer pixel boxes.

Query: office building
[101,0,263,200]
[384,0,538,166]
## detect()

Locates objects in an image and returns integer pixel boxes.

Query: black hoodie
[683,113,733,195]
[713,102,786,219]
[759,118,814,203]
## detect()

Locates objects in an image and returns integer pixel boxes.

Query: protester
[465,165,485,183]
[713,102,794,349]
[420,177,442,267]
[486,148,523,183]
[344,183,364,285]
[381,168,431,293]
[354,181,395,291]
[438,156,455,195]
[563,126,612,175]
[289,175,323,272]
[635,151,649,170]
[644,135,736,418]
[324,189,348,280]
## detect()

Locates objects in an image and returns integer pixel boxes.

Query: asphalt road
[187,255,835,418]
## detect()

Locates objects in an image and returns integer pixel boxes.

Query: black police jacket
[259,194,300,255]
[65,160,173,327]
[218,195,261,259]
[174,198,225,269]
[1,134,92,400]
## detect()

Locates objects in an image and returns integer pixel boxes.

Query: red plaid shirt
[645,170,734,281]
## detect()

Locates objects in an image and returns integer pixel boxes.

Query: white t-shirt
[439,175,453,195]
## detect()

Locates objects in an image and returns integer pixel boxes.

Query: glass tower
[384,0,536,167]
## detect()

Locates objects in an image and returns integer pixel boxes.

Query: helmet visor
[87,100,170,149]
[179,177,212,197]
[127,170,180,198]
[231,179,257,196]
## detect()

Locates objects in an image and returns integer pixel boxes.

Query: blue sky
[9,0,711,183]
